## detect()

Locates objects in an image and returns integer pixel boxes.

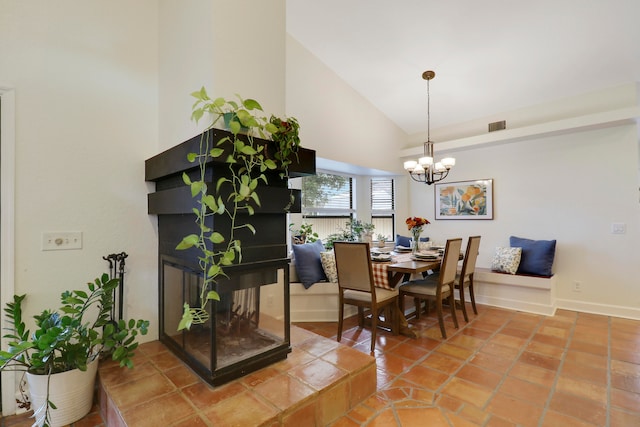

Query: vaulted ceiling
[287,0,640,136]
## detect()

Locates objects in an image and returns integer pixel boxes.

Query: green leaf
[242,98,263,111]
[209,232,225,244]
[239,184,250,198]
[206,264,221,278]
[210,147,224,158]
[176,234,199,250]
[263,159,277,170]
[190,181,205,197]
[206,291,220,301]
[177,304,193,331]
[187,152,198,163]
[240,145,257,155]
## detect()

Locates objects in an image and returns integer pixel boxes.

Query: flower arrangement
[406,217,430,254]
[406,216,430,231]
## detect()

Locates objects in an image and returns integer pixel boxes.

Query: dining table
[370,249,445,338]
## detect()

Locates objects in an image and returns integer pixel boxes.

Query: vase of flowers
[406,216,430,254]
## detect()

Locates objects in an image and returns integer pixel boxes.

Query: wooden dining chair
[399,238,462,339]
[456,235,481,322]
[333,242,399,353]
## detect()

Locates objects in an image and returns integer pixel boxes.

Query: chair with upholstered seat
[456,235,481,322]
[399,238,462,339]
[333,242,399,353]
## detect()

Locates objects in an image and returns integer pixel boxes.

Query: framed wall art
[435,179,493,220]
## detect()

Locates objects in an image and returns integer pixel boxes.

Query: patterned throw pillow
[491,247,522,275]
[320,251,338,283]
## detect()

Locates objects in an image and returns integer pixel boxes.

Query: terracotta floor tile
[610,407,640,427]
[400,365,450,391]
[109,372,176,412]
[568,339,608,357]
[162,363,200,389]
[611,388,640,414]
[181,381,246,410]
[526,340,565,359]
[320,345,376,373]
[202,390,279,426]
[298,335,342,357]
[365,407,400,427]
[531,332,567,348]
[440,377,493,407]
[448,333,486,350]
[349,364,377,405]
[421,352,464,374]
[445,411,484,427]
[318,380,350,425]
[565,349,608,369]
[458,402,491,425]
[396,407,450,427]
[435,342,475,360]
[485,415,518,427]
[561,359,607,386]
[611,344,640,364]
[480,342,521,360]
[500,326,534,340]
[253,373,316,410]
[488,333,528,349]
[120,391,194,427]
[548,391,607,426]
[486,392,544,427]
[508,361,557,388]
[460,326,494,340]
[518,350,561,371]
[455,364,502,389]
[541,410,600,427]
[289,358,348,390]
[498,376,550,406]
[470,351,514,375]
[387,340,431,361]
[375,352,415,375]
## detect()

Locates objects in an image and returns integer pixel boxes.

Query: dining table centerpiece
[405,216,430,254]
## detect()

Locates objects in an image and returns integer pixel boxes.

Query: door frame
[0,87,16,415]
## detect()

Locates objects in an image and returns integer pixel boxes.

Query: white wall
[405,120,640,317]
[0,1,160,414]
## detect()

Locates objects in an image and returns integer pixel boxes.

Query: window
[301,172,353,241]
[371,177,395,240]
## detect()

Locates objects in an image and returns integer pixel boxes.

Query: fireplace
[160,256,290,385]
[145,128,315,385]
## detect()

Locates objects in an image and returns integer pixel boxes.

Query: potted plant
[0,274,149,427]
[289,222,318,244]
[175,88,302,331]
[376,234,388,248]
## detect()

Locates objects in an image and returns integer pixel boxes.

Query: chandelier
[403,70,455,185]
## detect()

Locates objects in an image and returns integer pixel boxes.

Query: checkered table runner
[372,252,414,290]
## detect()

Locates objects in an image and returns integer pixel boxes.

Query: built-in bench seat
[473,267,557,315]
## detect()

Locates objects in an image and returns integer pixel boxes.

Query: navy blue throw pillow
[396,234,429,247]
[509,236,556,277]
[291,240,327,288]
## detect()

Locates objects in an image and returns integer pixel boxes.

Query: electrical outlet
[42,232,83,251]
[573,281,581,292]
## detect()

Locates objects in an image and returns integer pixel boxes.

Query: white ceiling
[286,0,640,135]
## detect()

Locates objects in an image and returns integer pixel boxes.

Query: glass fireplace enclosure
[146,128,315,386]
[161,256,290,385]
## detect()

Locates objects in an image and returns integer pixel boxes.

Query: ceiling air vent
[488,120,506,132]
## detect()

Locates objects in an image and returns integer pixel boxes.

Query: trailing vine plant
[175,87,300,330]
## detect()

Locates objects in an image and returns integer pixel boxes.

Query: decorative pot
[26,359,99,427]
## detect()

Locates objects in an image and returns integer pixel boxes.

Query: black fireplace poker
[103,252,128,321]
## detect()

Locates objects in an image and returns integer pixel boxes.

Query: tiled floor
[3,302,640,426]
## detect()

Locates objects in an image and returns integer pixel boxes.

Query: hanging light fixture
[403,70,455,185]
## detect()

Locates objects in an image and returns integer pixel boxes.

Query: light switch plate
[611,223,626,234]
[42,232,83,251]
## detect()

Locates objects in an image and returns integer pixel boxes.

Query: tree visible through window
[301,172,353,241]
